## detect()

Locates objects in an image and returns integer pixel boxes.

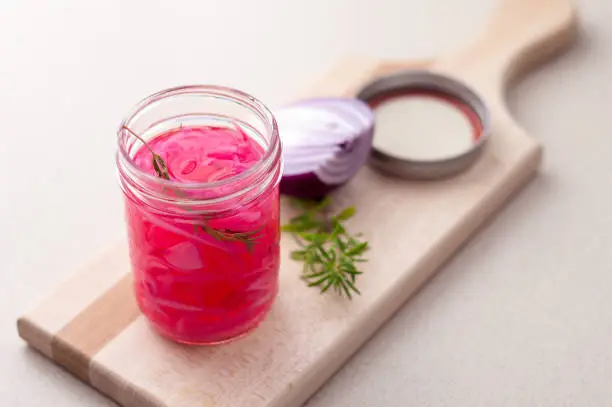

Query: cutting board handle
[434,0,577,95]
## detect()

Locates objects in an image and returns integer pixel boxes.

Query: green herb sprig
[282,197,369,299]
[122,126,260,250]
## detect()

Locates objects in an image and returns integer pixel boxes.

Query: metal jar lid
[356,70,491,180]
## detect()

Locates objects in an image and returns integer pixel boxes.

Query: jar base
[153,326,254,346]
[143,298,276,346]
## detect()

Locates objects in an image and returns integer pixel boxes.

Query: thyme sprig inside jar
[116,85,282,345]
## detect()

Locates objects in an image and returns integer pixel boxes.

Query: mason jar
[116,85,282,345]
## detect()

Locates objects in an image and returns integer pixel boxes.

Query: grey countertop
[2,0,611,405]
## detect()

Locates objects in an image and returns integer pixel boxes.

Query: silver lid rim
[356,70,492,179]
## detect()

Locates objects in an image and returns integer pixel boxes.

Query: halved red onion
[275,97,375,199]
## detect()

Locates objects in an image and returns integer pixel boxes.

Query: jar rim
[116,84,281,192]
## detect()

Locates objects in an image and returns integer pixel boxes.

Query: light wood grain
[53,274,140,383]
[17,1,577,406]
[17,243,131,359]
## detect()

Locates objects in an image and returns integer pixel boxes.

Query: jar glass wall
[116,85,282,345]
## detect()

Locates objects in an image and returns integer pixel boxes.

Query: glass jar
[116,85,282,345]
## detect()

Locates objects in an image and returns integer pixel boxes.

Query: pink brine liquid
[124,125,280,345]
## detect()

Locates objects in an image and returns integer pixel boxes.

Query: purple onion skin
[280,173,341,201]
[277,97,375,201]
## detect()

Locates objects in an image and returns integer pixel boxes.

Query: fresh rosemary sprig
[282,197,369,299]
[122,126,260,250]
[196,223,263,253]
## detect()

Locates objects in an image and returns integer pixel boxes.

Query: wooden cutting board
[17,1,577,406]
